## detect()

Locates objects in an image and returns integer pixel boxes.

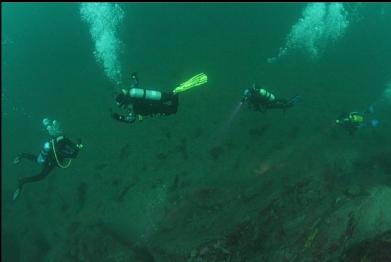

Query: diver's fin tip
[12,187,21,201]
[172,73,208,94]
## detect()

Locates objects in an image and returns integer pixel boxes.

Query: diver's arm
[111,112,137,124]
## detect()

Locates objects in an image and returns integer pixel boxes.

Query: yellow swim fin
[173,73,208,94]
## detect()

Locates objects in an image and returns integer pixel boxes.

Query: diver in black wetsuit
[241,84,299,112]
[112,72,179,124]
[12,119,83,200]
[335,108,380,136]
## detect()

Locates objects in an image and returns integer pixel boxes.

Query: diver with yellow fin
[335,107,379,136]
[112,72,207,124]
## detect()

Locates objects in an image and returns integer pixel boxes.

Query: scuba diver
[111,72,208,124]
[12,118,83,201]
[335,107,380,136]
[241,84,300,112]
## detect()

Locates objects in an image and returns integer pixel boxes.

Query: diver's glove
[130,72,139,88]
[111,112,137,124]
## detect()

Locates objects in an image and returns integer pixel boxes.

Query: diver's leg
[267,99,293,109]
[249,101,266,112]
[350,124,360,136]
[18,162,55,188]
[255,104,267,112]
[19,153,37,161]
[163,94,179,115]
[171,94,179,114]
[161,91,176,102]
[14,153,38,164]
[13,162,55,200]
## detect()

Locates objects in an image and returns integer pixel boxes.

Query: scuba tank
[348,112,364,124]
[259,89,276,102]
[129,88,162,101]
[37,141,51,164]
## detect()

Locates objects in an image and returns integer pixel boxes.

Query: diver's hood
[242,88,252,103]
[116,93,129,107]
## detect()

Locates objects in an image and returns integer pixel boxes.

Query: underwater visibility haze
[2,3,391,261]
